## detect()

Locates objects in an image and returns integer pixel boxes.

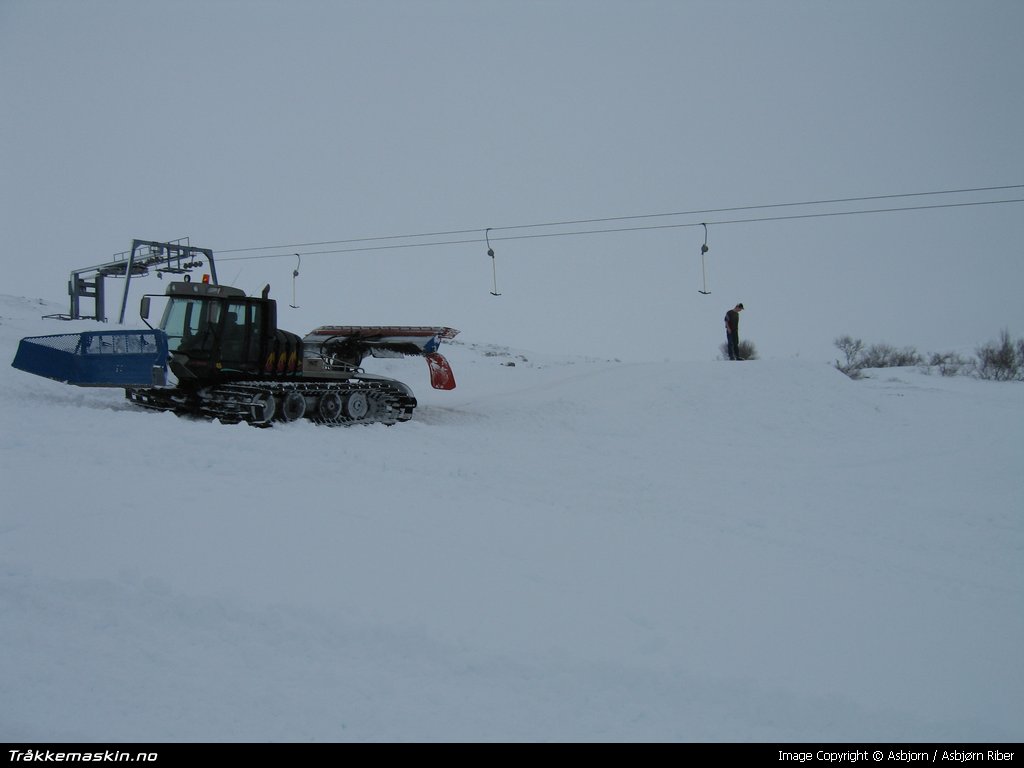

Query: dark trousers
[727,332,740,360]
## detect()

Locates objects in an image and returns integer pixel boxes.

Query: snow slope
[1,294,1021,742]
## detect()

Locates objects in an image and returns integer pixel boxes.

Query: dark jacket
[725,309,740,335]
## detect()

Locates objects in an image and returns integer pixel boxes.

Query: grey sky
[2,0,1022,361]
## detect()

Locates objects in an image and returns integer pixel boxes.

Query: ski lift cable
[217,197,1024,263]
[214,184,1024,256]
[485,183,1024,236]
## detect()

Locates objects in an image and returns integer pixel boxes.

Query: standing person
[724,303,744,360]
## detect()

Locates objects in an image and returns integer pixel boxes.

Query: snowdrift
[1,294,1021,742]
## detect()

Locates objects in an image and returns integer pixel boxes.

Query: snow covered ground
[1,293,1021,742]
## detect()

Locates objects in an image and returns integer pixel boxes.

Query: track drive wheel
[249,391,277,424]
[279,391,307,422]
[317,391,343,422]
[342,391,370,420]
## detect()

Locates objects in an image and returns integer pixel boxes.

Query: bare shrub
[836,331,1022,382]
[835,336,922,378]
[976,329,1022,381]
[928,351,974,377]
[834,335,864,378]
[719,339,759,361]
[859,343,923,369]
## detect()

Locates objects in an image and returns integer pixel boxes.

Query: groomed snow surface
[1,294,1021,742]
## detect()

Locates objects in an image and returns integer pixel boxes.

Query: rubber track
[127,379,416,427]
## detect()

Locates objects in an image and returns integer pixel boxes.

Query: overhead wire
[216,195,1024,263]
[483,183,1024,234]
[215,184,1024,258]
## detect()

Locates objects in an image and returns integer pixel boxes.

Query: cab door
[218,300,265,373]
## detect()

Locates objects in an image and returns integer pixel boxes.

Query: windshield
[159,297,221,352]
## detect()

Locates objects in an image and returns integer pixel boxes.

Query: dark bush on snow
[719,339,759,361]
[834,336,922,377]
[928,351,974,378]
[976,329,1023,381]
[858,343,923,369]
[834,335,865,379]
[836,330,1023,381]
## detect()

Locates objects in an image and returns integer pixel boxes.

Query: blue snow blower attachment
[12,330,169,387]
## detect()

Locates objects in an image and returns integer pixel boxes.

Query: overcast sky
[2,0,1022,362]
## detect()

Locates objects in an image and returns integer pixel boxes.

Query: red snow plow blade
[424,352,456,390]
